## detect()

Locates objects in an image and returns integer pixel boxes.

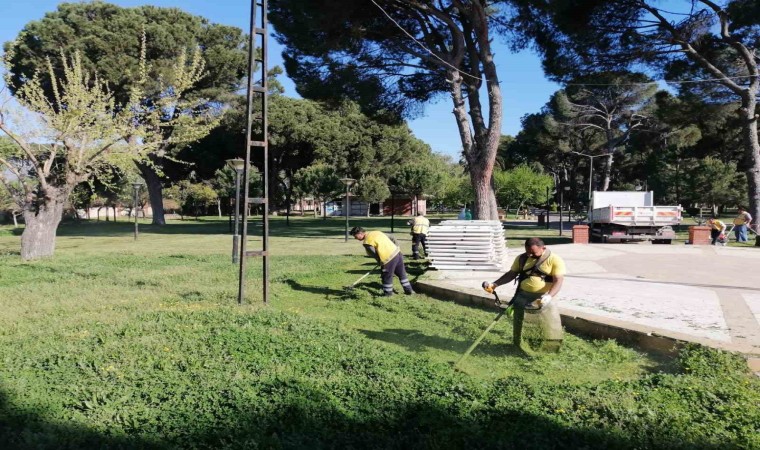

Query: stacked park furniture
[426,220,507,271]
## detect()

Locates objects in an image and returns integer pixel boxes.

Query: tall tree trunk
[601,153,614,191]
[217,199,222,218]
[469,163,498,220]
[135,160,166,225]
[739,97,760,231]
[21,191,66,260]
[445,3,502,221]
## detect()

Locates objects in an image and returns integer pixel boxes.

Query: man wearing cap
[350,226,415,296]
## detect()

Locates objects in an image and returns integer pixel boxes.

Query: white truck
[588,191,682,243]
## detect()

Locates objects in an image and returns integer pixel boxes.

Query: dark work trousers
[710,228,721,244]
[412,233,428,258]
[381,252,413,294]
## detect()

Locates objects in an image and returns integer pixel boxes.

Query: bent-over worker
[350,226,414,296]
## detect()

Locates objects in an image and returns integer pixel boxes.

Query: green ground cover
[0,217,758,449]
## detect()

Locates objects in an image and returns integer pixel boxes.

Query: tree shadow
[0,378,729,449]
[283,278,352,299]
[50,217,421,240]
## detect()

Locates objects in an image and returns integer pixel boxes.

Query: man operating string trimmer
[482,237,566,353]
[350,226,415,296]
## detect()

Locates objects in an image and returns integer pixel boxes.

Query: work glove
[482,281,496,294]
[525,294,553,311]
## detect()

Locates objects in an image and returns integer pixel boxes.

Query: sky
[0,0,561,158]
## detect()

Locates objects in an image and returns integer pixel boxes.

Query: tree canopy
[4,1,250,225]
[269,0,522,219]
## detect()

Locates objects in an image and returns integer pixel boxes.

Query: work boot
[383,291,394,297]
[404,287,415,295]
[412,254,420,260]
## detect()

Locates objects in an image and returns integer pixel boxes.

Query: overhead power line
[369,0,485,83]
[566,74,758,87]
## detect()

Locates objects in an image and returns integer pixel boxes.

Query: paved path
[418,243,760,362]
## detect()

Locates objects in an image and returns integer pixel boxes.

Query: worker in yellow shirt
[350,226,414,296]
[706,217,727,245]
[407,212,430,259]
[482,237,566,353]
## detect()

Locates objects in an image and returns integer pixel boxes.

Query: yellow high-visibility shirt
[709,220,726,231]
[411,216,430,235]
[363,230,400,265]
[510,252,567,294]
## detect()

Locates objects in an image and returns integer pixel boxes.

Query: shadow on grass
[359,328,524,358]
[0,382,729,450]
[52,217,421,240]
[283,279,352,299]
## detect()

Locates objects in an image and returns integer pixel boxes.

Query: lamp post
[226,158,246,263]
[131,182,143,241]
[340,177,356,242]
[570,151,603,202]
[559,185,570,236]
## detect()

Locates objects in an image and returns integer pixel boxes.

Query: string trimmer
[454,284,514,369]
[343,264,380,292]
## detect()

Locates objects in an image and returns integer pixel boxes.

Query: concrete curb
[414,279,760,367]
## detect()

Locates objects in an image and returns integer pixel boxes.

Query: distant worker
[407,212,430,259]
[706,217,727,246]
[733,206,753,243]
[482,237,566,353]
[350,226,414,296]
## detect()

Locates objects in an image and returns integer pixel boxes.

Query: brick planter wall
[572,225,590,244]
[688,226,711,245]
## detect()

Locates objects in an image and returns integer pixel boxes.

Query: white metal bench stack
[426,220,507,271]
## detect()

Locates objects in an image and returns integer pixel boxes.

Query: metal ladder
[238,0,269,304]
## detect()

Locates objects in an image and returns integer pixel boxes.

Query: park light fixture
[340,177,357,242]
[226,158,246,263]
[226,158,246,173]
[131,182,144,241]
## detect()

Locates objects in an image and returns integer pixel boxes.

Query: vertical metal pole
[545,186,550,230]
[232,169,240,264]
[133,186,139,241]
[588,156,593,201]
[559,188,564,236]
[344,184,349,242]
[391,193,395,233]
[262,0,270,305]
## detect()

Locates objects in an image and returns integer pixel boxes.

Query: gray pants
[510,291,563,353]
[381,253,413,294]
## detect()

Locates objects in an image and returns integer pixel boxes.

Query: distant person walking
[407,212,430,259]
[350,226,414,296]
[733,206,753,243]
[707,217,727,245]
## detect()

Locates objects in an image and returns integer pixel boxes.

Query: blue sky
[1,0,560,158]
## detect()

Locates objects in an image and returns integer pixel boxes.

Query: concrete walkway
[416,243,760,370]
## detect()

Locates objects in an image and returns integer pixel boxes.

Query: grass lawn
[0,216,758,449]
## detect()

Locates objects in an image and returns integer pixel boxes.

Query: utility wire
[369,0,484,83]
[566,74,758,87]
[370,0,754,89]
